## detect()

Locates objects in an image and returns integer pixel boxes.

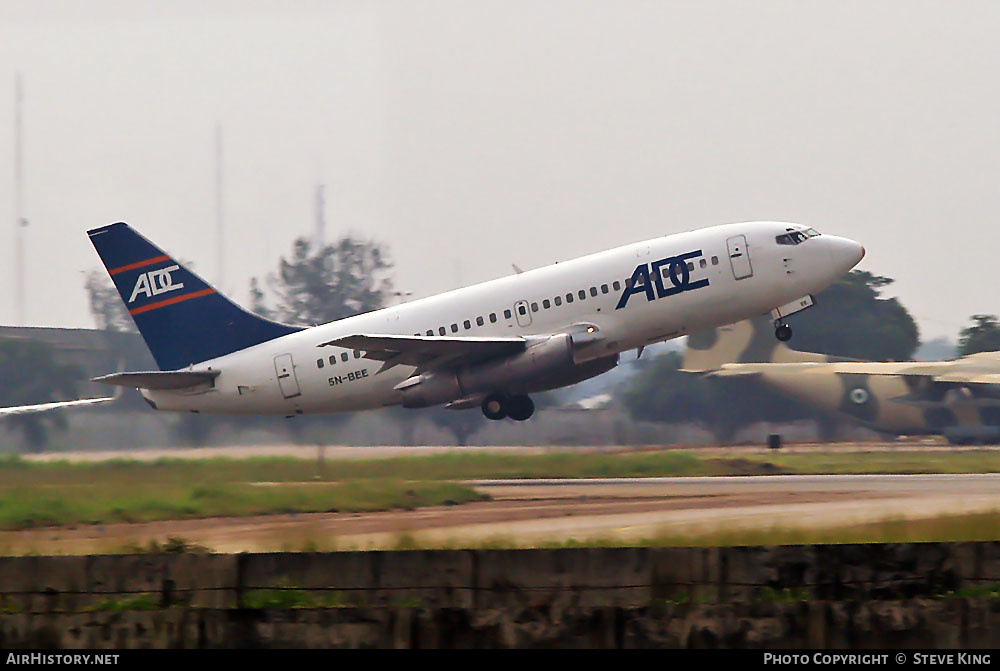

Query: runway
[2,472,998,554]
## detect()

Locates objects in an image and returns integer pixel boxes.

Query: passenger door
[273,353,301,399]
[726,235,753,280]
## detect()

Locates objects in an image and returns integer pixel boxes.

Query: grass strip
[0,479,484,530]
[3,449,1000,487]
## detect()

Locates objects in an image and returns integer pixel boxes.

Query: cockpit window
[775,230,809,245]
[805,228,821,237]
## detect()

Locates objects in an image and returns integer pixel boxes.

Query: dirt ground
[3,470,1000,554]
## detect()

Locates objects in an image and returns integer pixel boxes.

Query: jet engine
[396,333,618,408]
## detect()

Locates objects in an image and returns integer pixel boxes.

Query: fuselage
[757,353,1000,444]
[144,221,863,415]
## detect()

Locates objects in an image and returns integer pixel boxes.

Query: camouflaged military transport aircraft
[684,317,1000,445]
[5,221,864,422]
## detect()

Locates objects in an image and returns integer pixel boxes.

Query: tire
[506,395,535,422]
[481,393,507,420]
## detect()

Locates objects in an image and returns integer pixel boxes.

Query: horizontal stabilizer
[0,397,114,417]
[92,370,220,390]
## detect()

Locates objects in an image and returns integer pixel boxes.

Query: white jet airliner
[77,221,862,422]
[0,222,864,421]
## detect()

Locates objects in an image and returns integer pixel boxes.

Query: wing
[0,397,114,417]
[319,334,527,373]
[92,370,220,390]
[710,361,956,378]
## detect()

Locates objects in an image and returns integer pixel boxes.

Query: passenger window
[590,287,597,297]
[439,327,446,336]
[625,278,633,289]
[504,309,512,319]
[613,280,621,291]
[530,302,538,312]
[699,259,707,268]
[711,256,719,265]
[489,313,497,323]
[451,323,458,333]
[317,359,324,369]
[601,284,609,294]
[687,262,694,271]
[426,330,433,336]
[464,319,471,329]
[543,299,550,309]
[341,352,349,362]
[566,293,574,303]
[354,350,361,359]
[577,290,585,300]
[518,305,526,316]
[476,316,484,326]
[329,355,336,365]
[554,296,562,306]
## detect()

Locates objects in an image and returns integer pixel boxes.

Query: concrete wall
[1,544,999,614]
[1,544,998,648]
[2,601,999,649]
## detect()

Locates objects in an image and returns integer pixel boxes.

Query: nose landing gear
[775,321,793,342]
[481,393,535,421]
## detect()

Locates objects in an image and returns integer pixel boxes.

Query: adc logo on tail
[616,250,710,310]
[129,265,185,303]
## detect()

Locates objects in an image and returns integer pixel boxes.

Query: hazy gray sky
[1,1,997,341]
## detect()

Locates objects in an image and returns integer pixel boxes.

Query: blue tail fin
[88,222,302,370]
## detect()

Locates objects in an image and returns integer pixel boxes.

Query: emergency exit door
[274,354,301,399]
[514,300,532,327]
[726,235,753,280]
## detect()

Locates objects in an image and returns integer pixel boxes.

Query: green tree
[251,236,394,325]
[958,315,1000,355]
[788,270,919,361]
[84,270,136,333]
[0,339,83,452]
[247,235,397,441]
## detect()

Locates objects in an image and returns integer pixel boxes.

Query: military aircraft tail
[682,316,838,372]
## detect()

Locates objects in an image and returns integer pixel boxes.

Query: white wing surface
[319,334,526,372]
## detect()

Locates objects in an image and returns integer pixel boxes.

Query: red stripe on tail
[129,288,216,315]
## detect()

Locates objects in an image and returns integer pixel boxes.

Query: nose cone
[825,235,865,274]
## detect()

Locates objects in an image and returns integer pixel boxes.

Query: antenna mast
[315,184,326,249]
[215,123,224,287]
[14,73,25,326]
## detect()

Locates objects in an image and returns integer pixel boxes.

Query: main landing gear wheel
[775,322,793,342]
[506,395,535,422]
[480,393,535,421]
[481,393,507,420]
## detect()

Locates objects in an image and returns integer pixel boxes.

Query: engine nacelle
[399,334,617,408]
